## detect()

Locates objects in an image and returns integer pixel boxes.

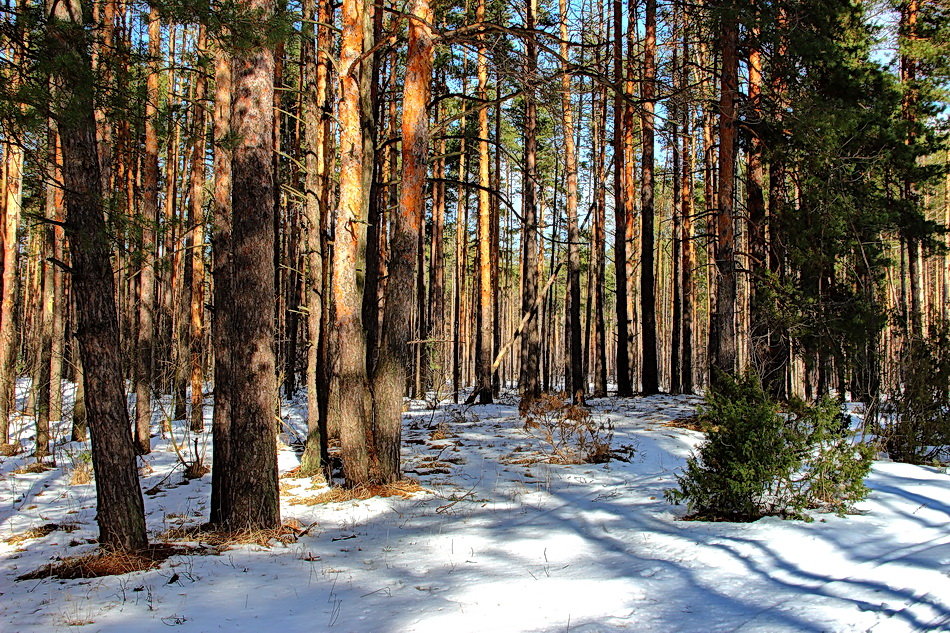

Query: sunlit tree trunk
[372,0,433,482]
[746,32,770,388]
[0,140,22,443]
[330,0,375,486]
[49,131,66,430]
[475,0,493,404]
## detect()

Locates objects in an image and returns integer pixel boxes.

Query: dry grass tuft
[520,393,616,464]
[64,618,95,627]
[281,466,327,484]
[280,466,302,479]
[160,522,309,547]
[429,422,454,441]
[4,523,78,545]
[501,453,545,466]
[290,479,423,506]
[183,462,210,480]
[16,545,184,580]
[69,463,93,485]
[0,442,23,456]
[13,462,54,475]
[664,415,706,432]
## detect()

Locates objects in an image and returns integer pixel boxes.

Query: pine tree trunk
[0,140,22,443]
[413,186,428,398]
[712,13,739,381]
[160,29,180,407]
[475,0,493,404]
[944,152,949,323]
[680,33,695,393]
[331,0,375,487]
[134,8,160,455]
[48,0,147,551]
[299,0,332,478]
[765,10,790,400]
[670,36,683,395]
[592,62,608,398]
[209,47,233,525]
[218,6,281,529]
[560,0,583,404]
[612,0,631,396]
[34,140,60,460]
[453,72,468,403]
[49,131,66,427]
[428,88,446,392]
[519,0,541,404]
[491,85,502,396]
[639,0,659,394]
[747,35,769,385]
[71,358,87,441]
[900,0,924,339]
[188,27,208,434]
[372,0,433,482]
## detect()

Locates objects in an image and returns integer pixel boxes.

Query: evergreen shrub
[666,371,873,520]
[885,322,950,465]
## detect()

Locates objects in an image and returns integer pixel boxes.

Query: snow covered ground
[1,388,949,633]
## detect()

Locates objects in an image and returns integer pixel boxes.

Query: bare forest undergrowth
[1,384,949,632]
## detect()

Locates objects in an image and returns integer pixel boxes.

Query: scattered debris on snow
[1,384,948,632]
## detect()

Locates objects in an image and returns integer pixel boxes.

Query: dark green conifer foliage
[667,371,873,520]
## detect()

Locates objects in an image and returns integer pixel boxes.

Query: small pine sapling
[666,372,874,520]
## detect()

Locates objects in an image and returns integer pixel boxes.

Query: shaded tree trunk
[680,31,695,394]
[134,7,161,455]
[188,26,208,434]
[209,47,232,525]
[34,183,55,460]
[519,0,541,404]
[612,0,632,396]
[712,12,738,381]
[452,74,468,403]
[560,0,583,404]
[592,57,608,398]
[217,4,281,529]
[47,0,147,551]
[299,0,332,478]
[639,0,659,394]
[428,78,446,392]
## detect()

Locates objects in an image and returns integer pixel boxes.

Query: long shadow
[5,394,950,633]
